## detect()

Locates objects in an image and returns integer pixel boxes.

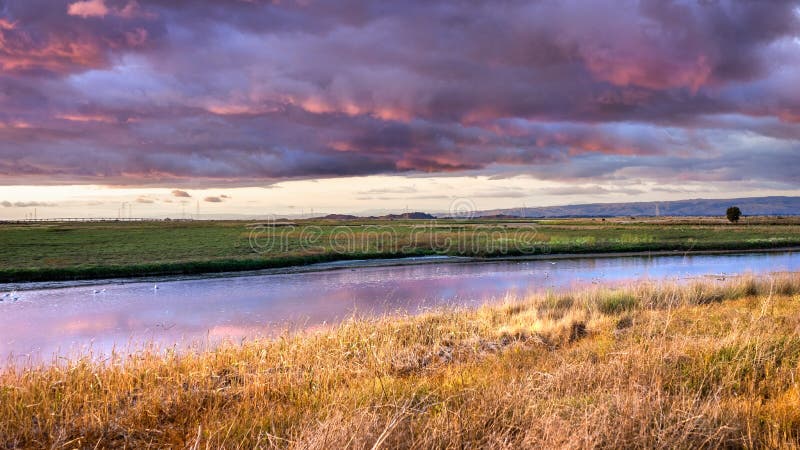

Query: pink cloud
[67,0,150,19]
[67,0,109,18]
[583,49,712,93]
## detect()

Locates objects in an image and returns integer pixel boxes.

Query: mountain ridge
[471,196,800,218]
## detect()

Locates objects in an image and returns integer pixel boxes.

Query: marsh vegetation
[3,274,800,448]
[2,217,800,282]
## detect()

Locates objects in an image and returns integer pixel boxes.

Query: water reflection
[1,251,798,364]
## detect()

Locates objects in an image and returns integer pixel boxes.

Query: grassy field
[3,274,800,448]
[1,216,800,282]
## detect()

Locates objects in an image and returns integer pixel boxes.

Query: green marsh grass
[2,217,800,282]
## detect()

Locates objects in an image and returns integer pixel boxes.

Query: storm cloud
[0,0,799,187]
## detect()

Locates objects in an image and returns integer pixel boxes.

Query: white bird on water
[153,284,159,291]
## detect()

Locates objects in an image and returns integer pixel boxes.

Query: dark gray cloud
[0,0,799,188]
[203,196,222,203]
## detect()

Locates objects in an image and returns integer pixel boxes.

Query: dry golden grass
[3,274,800,448]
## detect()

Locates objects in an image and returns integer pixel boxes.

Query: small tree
[726,206,742,223]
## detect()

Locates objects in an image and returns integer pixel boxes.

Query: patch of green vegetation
[597,292,638,314]
[1,217,799,282]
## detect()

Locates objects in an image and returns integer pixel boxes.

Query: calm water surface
[1,251,798,364]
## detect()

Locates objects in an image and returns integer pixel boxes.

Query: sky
[1,0,800,218]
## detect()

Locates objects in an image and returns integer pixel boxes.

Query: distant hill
[474,196,800,218]
[322,214,360,220]
[321,212,436,220]
[382,212,436,220]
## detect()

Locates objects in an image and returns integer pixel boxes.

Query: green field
[1,217,799,282]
